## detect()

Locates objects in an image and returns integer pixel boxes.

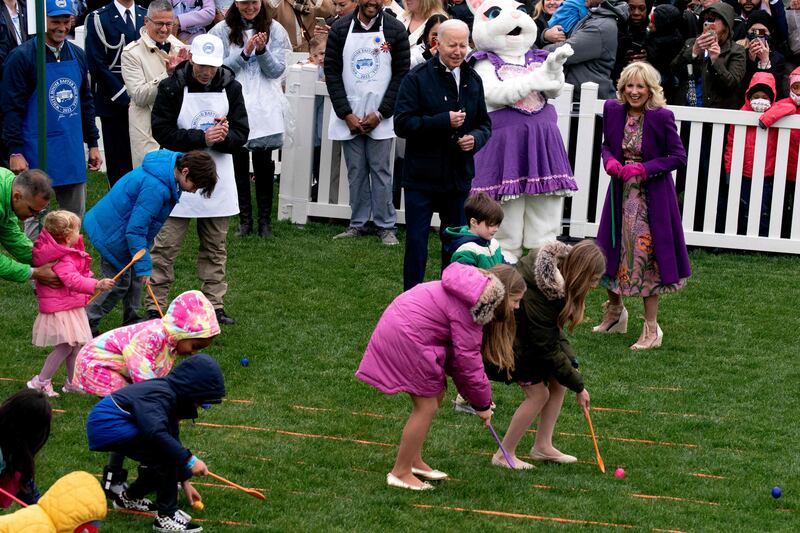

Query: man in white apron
[324,0,409,245]
[148,33,249,325]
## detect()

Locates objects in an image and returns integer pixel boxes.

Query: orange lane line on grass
[111,508,255,527]
[651,528,688,533]
[292,404,398,419]
[527,429,699,448]
[689,473,727,480]
[196,421,397,447]
[225,399,254,404]
[630,493,719,506]
[0,377,23,382]
[593,406,712,418]
[414,504,635,528]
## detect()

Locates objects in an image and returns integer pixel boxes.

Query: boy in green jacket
[442,192,508,269]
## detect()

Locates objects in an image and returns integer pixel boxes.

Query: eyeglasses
[749,28,769,36]
[147,20,174,28]
[702,15,719,23]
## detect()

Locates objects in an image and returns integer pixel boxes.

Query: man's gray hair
[147,0,174,18]
[437,19,470,41]
[12,170,53,200]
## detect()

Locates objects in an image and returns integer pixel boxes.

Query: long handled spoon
[146,282,164,318]
[207,471,266,501]
[583,407,606,473]
[87,249,146,305]
[487,422,516,470]
[0,486,29,507]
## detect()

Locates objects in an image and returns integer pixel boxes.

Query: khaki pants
[145,216,230,312]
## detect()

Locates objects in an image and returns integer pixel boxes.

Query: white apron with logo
[231,29,285,140]
[328,18,395,141]
[171,88,239,218]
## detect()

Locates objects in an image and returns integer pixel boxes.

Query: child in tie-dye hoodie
[73,290,220,397]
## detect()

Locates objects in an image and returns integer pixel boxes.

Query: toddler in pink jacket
[356,262,525,491]
[27,211,114,397]
[73,290,220,397]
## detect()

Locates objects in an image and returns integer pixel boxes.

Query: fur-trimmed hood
[441,263,506,325]
[518,241,571,301]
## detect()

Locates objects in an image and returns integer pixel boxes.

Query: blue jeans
[403,188,468,291]
[341,136,396,231]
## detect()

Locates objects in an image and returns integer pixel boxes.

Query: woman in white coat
[210,0,291,238]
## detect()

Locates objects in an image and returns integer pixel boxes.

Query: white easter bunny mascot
[468,0,577,259]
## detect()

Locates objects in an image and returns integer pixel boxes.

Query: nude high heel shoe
[592,301,628,333]
[630,320,663,350]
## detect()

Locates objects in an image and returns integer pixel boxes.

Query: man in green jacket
[1,167,60,286]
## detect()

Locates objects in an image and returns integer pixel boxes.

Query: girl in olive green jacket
[485,240,605,470]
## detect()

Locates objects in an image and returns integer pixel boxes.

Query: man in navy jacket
[2,0,102,231]
[394,19,491,290]
[85,0,146,187]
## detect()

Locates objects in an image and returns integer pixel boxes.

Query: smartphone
[315,17,326,26]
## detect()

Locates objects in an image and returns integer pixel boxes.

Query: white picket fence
[279,63,800,254]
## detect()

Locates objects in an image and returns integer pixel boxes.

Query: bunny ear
[467,0,488,15]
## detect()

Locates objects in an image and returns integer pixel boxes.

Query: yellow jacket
[0,471,107,533]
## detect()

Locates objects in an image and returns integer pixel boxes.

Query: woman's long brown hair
[558,240,606,332]
[481,264,526,376]
[226,0,272,48]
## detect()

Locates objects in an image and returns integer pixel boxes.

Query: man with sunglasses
[0,168,60,287]
[121,0,187,168]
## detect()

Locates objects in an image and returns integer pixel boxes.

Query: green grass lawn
[1,174,799,531]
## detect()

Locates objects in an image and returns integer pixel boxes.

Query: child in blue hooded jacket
[84,150,218,336]
[86,354,225,533]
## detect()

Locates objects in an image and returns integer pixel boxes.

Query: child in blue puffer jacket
[84,150,218,336]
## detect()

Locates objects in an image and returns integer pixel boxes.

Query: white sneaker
[27,375,59,397]
[453,394,495,414]
[153,509,202,532]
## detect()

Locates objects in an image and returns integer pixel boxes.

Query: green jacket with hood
[485,241,584,392]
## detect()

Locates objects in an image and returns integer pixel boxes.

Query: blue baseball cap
[47,0,73,17]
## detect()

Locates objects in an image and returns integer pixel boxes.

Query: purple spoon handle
[488,422,516,470]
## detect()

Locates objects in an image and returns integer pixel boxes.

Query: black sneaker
[153,510,202,532]
[215,309,235,325]
[113,490,158,514]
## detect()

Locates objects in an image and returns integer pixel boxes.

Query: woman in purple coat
[356,263,525,491]
[593,62,691,350]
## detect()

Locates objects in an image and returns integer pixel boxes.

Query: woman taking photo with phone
[671,2,745,109]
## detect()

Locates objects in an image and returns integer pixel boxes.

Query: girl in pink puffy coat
[27,211,115,397]
[356,263,525,491]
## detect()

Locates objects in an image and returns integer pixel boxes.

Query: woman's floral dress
[602,112,686,297]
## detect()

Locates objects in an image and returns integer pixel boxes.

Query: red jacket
[32,230,98,314]
[758,67,800,183]
[724,72,779,179]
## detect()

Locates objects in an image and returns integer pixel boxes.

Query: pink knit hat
[789,67,800,87]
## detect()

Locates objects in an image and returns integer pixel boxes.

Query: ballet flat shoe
[529,450,578,464]
[386,473,434,491]
[491,455,534,470]
[411,467,449,480]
